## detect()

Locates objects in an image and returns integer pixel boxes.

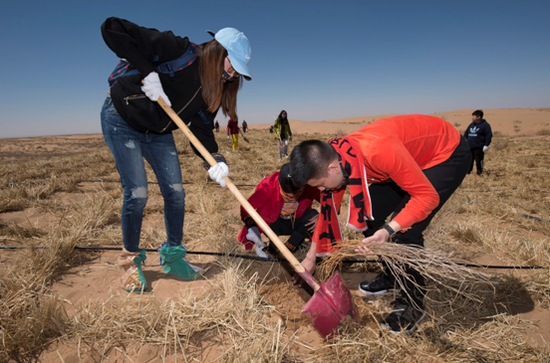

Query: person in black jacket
[464,109,493,176]
[100,17,252,292]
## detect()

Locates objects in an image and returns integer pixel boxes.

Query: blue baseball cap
[207,28,252,81]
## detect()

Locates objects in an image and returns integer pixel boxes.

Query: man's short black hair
[289,140,338,188]
[472,109,484,118]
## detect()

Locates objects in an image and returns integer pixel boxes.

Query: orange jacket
[338,114,460,229]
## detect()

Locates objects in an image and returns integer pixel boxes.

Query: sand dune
[249,108,550,136]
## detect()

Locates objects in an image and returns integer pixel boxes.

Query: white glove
[207,162,229,188]
[255,241,269,259]
[482,145,489,152]
[182,257,204,273]
[246,226,262,244]
[141,72,172,106]
[289,136,292,142]
[284,139,289,146]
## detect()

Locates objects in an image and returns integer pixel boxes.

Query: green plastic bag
[125,249,147,293]
[159,245,202,281]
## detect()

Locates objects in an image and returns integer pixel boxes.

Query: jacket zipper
[124,94,147,105]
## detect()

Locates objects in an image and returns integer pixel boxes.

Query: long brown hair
[199,40,242,120]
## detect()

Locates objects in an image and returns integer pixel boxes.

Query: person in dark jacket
[214,120,220,132]
[238,163,320,258]
[464,109,493,176]
[242,120,248,132]
[100,17,252,292]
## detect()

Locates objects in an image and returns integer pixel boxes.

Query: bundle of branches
[317,240,505,308]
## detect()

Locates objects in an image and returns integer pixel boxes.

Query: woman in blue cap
[100,17,252,292]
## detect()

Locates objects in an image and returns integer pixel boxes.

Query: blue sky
[1,0,548,138]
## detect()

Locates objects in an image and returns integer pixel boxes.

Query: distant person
[273,110,293,160]
[242,119,248,133]
[289,115,471,334]
[214,120,219,132]
[227,118,239,150]
[100,17,251,292]
[238,163,320,258]
[464,110,493,177]
[269,125,274,134]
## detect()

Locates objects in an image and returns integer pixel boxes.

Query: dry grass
[68,263,297,361]
[1,131,549,361]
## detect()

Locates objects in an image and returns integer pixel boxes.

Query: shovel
[238,127,249,143]
[157,97,359,339]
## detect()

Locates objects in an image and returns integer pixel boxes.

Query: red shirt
[238,172,320,248]
[227,119,239,135]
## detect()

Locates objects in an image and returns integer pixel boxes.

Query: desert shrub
[334,128,346,137]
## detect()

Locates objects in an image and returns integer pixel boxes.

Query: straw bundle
[318,240,497,306]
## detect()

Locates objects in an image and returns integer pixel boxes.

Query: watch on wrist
[381,223,396,236]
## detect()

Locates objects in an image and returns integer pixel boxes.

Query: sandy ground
[1,108,549,165]
[248,107,550,137]
[1,107,549,361]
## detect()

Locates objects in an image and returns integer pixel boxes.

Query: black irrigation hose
[521,214,548,223]
[0,245,548,269]
[0,245,277,262]
[76,180,258,187]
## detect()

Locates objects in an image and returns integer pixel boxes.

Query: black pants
[468,147,484,175]
[268,209,319,252]
[362,138,471,304]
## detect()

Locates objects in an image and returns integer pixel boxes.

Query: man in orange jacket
[289,114,471,334]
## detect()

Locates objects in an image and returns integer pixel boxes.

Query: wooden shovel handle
[157,97,319,289]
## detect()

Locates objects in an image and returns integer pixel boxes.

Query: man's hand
[482,145,489,152]
[305,214,319,234]
[141,72,172,106]
[246,226,262,245]
[356,229,390,254]
[293,243,317,287]
[208,162,229,187]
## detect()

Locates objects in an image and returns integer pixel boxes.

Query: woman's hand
[305,214,319,234]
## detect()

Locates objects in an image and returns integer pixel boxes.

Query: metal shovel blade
[301,271,359,339]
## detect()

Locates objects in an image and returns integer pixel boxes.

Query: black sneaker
[358,273,400,296]
[380,298,426,334]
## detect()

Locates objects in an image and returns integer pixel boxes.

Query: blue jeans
[101,97,186,252]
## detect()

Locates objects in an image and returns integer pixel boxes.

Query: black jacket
[101,17,218,154]
[464,119,492,149]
